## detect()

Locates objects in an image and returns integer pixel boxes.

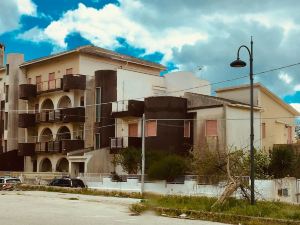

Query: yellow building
[216,83,300,151]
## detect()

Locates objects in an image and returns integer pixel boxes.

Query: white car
[0,177,22,189]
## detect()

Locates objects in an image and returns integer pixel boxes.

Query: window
[80,96,84,106]
[6,64,9,75]
[184,121,191,138]
[262,123,266,139]
[205,120,217,137]
[4,112,8,130]
[128,123,138,137]
[95,133,101,149]
[5,85,8,102]
[36,75,42,91]
[287,126,292,144]
[95,87,101,122]
[4,140,7,152]
[48,72,55,90]
[146,120,157,137]
[278,188,289,197]
[36,75,42,84]
[66,68,73,75]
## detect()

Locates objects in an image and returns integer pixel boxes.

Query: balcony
[18,113,36,128]
[110,137,123,154]
[18,143,35,156]
[112,100,144,118]
[19,84,37,100]
[60,107,85,122]
[37,79,62,93]
[35,140,84,153]
[63,74,86,91]
[37,108,85,123]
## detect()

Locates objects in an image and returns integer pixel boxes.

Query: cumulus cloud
[291,103,300,113]
[278,72,293,84]
[15,0,300,98]
[18,2,207,62]
[0,0,36,34]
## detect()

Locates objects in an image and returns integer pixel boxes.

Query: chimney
[0,43,4,67]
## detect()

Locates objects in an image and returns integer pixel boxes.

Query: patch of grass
[139,195,300,225]
[129,203,148,214]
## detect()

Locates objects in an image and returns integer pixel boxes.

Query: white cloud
[278,72,293,84]
[17,26,48,43]
[0,0,36,34]
[290,103,300,113]
[15,0,37,16]
[18,2,207,62]
[14,0,300,101]
[294,84,300,91]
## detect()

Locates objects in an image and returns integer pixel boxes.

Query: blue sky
[0,0,300,111]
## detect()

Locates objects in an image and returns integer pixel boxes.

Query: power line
[1,60,299,113]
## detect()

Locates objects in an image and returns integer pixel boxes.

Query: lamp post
[230,37,255,205]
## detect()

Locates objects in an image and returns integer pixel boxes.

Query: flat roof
[19,45,166,70]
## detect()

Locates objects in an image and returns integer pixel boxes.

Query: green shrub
[147,155,187,181]
[269,146,295,178]
[116,147,141,174]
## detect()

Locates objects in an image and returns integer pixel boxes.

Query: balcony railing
[19,84,37,100]
[18,143,36,156]
[37,79,62,93]
[63,74,86,91]
[112,100,144,118]
[18,113,36,128]
[36,107,85,123]
[35,140,84,153]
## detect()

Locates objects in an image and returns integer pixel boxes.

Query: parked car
[48,177,86,188]
[0,177,22,190]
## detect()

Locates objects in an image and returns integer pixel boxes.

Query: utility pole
[141,113,145,195]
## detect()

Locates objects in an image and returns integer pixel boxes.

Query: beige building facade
[216,83,300,151]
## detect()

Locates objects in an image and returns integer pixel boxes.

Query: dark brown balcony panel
[63,75,86,91]
[61,107,85,122]
[18,113,36,128]
[128,137,142,149]
[112,100,144,118]
[61,140,84,152]
[18,143,35,156]
[19,84,37,100]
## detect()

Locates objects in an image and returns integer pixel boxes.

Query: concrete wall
[260,91,296,150]
[216,86,297,151]
[217,86,261,106]
[6,54,25,151]
[164,71,211,96]
[189,107,225,151]
[25,54,80,82]
[225,105,261,150]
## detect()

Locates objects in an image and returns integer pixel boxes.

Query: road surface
[0,191,228,225]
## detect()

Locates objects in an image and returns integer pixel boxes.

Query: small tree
[148,154,187,182]
[116,147,141,174]
[269,146,296,178]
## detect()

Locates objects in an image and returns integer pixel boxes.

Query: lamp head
[230,58,246,68]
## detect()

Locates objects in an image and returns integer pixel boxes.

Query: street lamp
[230,37,255,205]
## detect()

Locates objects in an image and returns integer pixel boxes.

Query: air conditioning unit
[110,137,123,149]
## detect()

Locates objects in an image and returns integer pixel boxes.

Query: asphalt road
[0,191,228,225]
